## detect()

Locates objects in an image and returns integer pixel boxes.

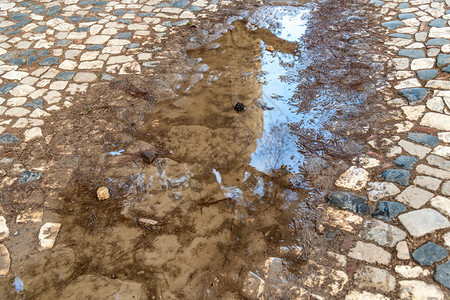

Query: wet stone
[381,169,410,186]
[326,192,370,215]
[398,49,426,59]
[24,98,43,108]
[372,201,407,222]
[359,219,407,247]
[39,57,58,66]
[0,133,19,144]
[19,171,41,183]
[382,20,404,29]
[399,208,450,237]
[430,19,447,27]
[398,88,429,104]
[434,261,450,289]
[394,155,419,170]
[412,242,448,266]
[417,69,438,80]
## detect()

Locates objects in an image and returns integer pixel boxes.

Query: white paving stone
[38,222,61,251]
[335,166,369,191]
[399,281,445,300]
[398,208,450,237]
[366,182,401,201]
[348,241,391,265]
[421,112,450,131]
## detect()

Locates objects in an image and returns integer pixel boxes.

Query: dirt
[0,0,397,298]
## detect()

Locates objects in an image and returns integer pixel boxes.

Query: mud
[0,0,391,298]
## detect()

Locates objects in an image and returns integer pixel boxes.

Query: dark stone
[398,88,429,104]
[398,13,415,20]
[141,151,156,164]
[381,20,404,29]
[90,7,103,12]
[0,51,18,60]
[29,5,44,10]
[393,155,419,170]
[429,19,447,27]
[0,83,19,94]
[55,39,72,46]
[434,261,450,289]
[76,27,89,32]
[19,49,36,57]
[24,98,44,108]
[437,53,450,67]
[19,171,41,183]
[187,5,202,11]
[172,20,189,26]
[389,33,412,39]
[6,30,22,36]
[326,192,370,215]
[79,0,95,5]
[68,15,83,23]
[117,19,132,24]
[33,8,47,15]
[162,21,172,27]
[0,133,19,144]
[39,57,59,66]
[412,242,448,266]
[398,3,410,8]
[9,13,29,21]
[93,1,108,5]
[127,42,141,49]
[138,12,155,17]
[407,132,439,147]
[10,19,32,30]
[417,69,438,80]
[20,1,33,6]
[171,0,190,8]
[372,201,407,222]
[371,0,384,6]
[8,57,26,66]
[113,9,127,16]
[235,102,246,111]
[37,49,50,57]
[398,49,426,59]
[86,45,104,51]
[381,169,410,186]
[114,32,131,39]
[85,16,101,22]
[56,71,76,81]
[46,10,61,16]
[155,2,170,7]
[49,5,61,11]
[27,55,40,65]
[443,65,450,73]
[426,39,450,46]
[34,26,48,33]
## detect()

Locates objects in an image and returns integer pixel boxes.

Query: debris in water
[13,277,23,293]
[234,102,246,111]
[97,186,110,200]
[266,45,274,52]
[139,218,158,226]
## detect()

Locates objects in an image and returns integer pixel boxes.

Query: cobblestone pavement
[0,0,450,298]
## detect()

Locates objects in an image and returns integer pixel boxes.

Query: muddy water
[0,1,383,298]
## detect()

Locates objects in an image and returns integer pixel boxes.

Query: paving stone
[394,155,419,170]
[407,132,439,147]
[398,88,429,104]
[0,83,19,94]
[398,49,426,58]
[401,105,425,120]
[345,291,389,300]
[438,53,450,66]
[359,219,407,247]
[434,261,450,289]
[399,281,445,300]
[372,201,407,222]
[367,182,401,201]
[427,96,445,112]
[413,176,442,191]
[412,242,448,266]
[0,133,19,144]
[354,266,395,292]
[335,166,369,191]
[55,71,76,81]
[417,69,438,80]
[114,32,132,39]
[39,57,59,66]
[382,169,410,186]
[431,195,450,217]
[395,185,434,208]
[395,266,430,278]
[430,18,447,27]
[38,222,61,250]
[0,244,10,276]
[0,217,9,241]
[73,72,97,83]
[398,208,450,237]
[348,241,391,265]
[398,140,431,159]
[8,57,25,66]
[416,164,450,180]
[19,171,41,183]
[326,192,370,215]
[396,241,410,260]
[432,145,450,159]
[411,58,435,70]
